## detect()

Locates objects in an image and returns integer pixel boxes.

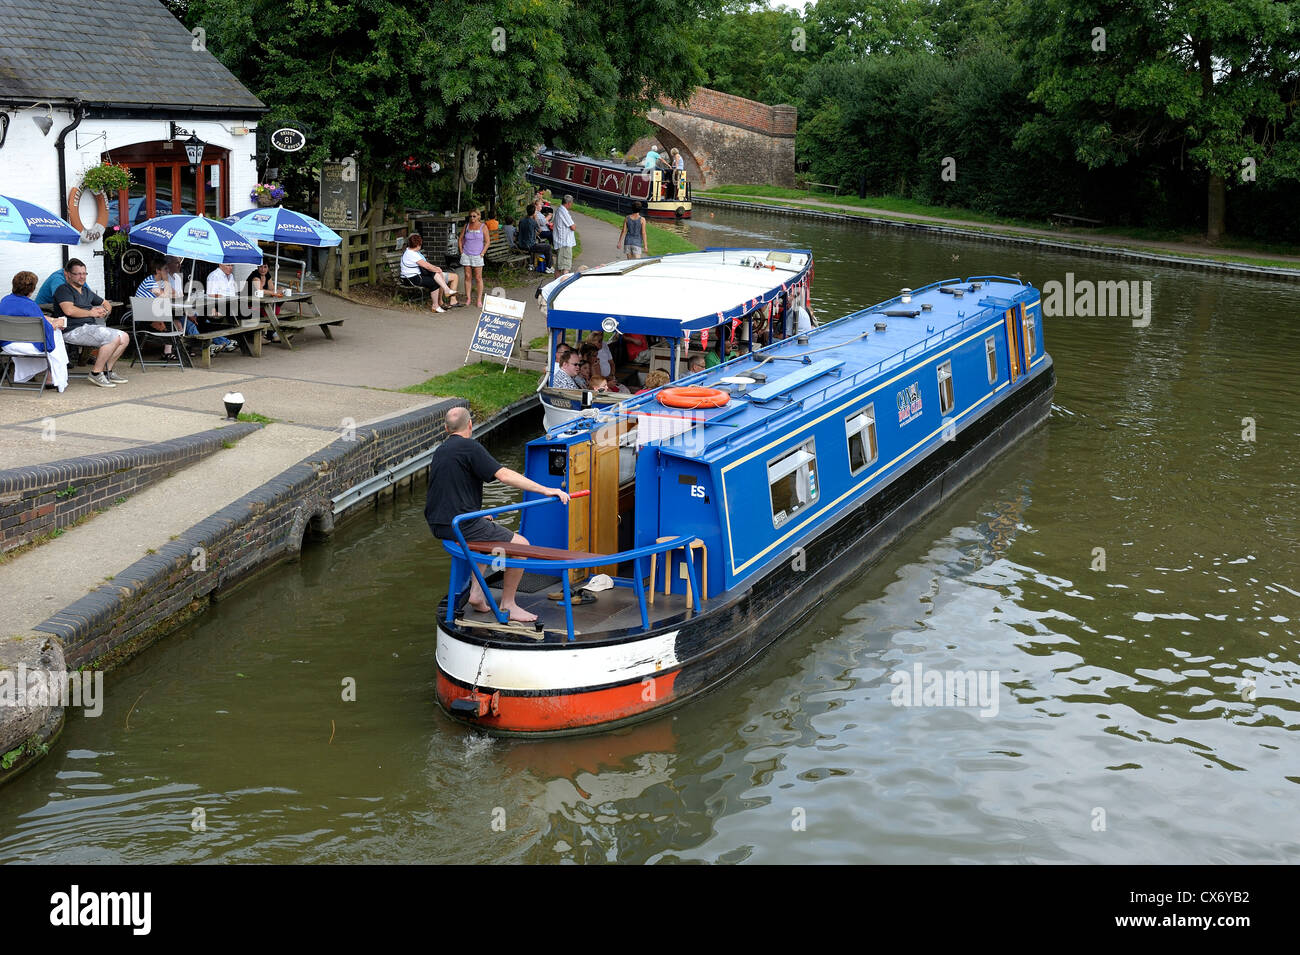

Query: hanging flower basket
[80,163,133,196]
[251,182,286,206]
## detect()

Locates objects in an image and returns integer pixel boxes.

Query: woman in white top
[401,233,460,312]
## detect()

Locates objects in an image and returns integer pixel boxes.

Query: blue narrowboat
[436,270,1055,735]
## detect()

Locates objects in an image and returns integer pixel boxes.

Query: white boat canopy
[541,249,813,337]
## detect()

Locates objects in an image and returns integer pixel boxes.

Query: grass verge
[574,204,701,256]
[401,361,539,419]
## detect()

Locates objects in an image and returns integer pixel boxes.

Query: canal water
[1,207,1296,864]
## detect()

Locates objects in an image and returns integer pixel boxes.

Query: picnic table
[176,298,269,368]
[258,291,343,349]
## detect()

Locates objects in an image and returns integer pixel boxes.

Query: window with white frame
[1022,308,1037,359]
[845,405,878,474]
[985,335,997,385]
[937,360,955,415]
[768,440,819,527]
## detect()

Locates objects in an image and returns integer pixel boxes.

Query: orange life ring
[658,386,730,409]
[67,186,110,241]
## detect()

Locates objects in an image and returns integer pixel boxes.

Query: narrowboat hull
[526,150,691,220]
[436,358,1055,736]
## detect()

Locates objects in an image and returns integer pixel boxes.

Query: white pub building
[0,0,264,299]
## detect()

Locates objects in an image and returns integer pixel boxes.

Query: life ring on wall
[658,386,730,409]
[67,186,110,243]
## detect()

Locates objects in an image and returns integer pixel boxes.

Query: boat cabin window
[583,168,592,184]
[985,336,997,385]
[937,361,955,415]
[1021,308,1036,359]
[566,165,575,181]
[845,405,878,474]
[768,440,819,528]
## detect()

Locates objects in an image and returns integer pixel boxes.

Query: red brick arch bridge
[633,87,797,189]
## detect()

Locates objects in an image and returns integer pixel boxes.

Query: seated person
[623,333,649,364]
[400,233,460,313]
[1,270,69,391]
[637,369,670,394]
[551,348,583,389]
[35,266,70,307]
[52,258,130,388]
[584,329,615,379]
[200,263,240,353]
[687,354,706,375]
[518,205,554,272]
[588,373,628,395]
[246,261,282,342]
[502,217,518,251]
[136,256,197,360]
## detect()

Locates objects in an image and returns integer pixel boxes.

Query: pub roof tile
[0,0,263,110]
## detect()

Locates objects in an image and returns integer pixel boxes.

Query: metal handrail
[442,493,702,641]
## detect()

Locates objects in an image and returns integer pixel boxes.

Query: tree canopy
[185,0,719,207]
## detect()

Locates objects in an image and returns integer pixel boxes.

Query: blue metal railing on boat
[442,494,702,642]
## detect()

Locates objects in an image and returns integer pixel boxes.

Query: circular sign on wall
[271,128,307,152]
[462,146,480,184]
[121,248,144,274]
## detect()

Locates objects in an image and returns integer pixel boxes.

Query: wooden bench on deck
[464,540,612,564]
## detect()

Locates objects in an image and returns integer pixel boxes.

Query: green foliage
[1016,0,1300,238]
[236,412,275,424]
[195,0,720,211]
[572,204,701,256]
[1,747,22,771]
[54,486,79,500]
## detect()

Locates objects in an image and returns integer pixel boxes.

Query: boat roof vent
[922,303,933,311]
[874,321,887,332]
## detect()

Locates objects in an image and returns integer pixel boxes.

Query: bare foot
[467,599,491,614]
[503,604,538,624]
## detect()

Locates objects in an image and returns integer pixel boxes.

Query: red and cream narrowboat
[525,147,691,219]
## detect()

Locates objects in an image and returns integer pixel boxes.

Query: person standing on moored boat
[426,406,569,623]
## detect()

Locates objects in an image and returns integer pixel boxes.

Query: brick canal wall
[0,423,260,554]
[33,398,464,671]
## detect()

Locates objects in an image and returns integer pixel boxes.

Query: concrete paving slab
[30,404,235,445]
[0,430,140,468]
[0,422,332,635]
[147,377,444,429]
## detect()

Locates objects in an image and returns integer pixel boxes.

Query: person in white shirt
[400,233,460,313]
[552,195,578,274]
[202,263,240,353]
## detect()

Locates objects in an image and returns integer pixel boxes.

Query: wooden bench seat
[484,231,529,269]
[187,322,270,368]
[464,540,612,564]
[1050,212,1103,227]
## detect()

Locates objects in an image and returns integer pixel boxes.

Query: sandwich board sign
[466,294,525,371]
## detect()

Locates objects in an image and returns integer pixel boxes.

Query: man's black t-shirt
[53,283,104,330]
[425,434,504,536]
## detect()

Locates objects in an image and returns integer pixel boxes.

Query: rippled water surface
[1,208,1296,863]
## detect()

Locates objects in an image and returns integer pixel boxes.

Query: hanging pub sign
[271,127,307,152]
[465,294,525,371]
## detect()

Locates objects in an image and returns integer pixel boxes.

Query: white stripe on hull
[437,626,682,692]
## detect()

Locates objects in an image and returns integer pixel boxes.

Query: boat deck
[452,580,700,644]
